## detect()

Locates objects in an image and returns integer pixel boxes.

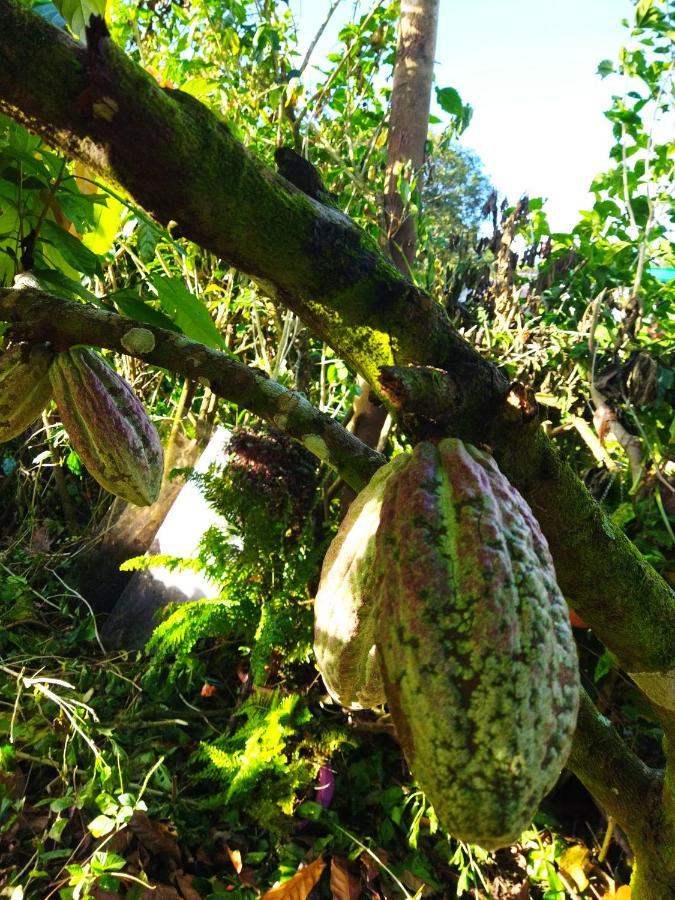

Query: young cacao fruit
[313,453,409,709]
[49,348,163,506]
[0,344,54,442]
[375,439,580,849]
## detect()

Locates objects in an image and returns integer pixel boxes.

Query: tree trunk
[349,0,441,485]
[384,0,440,274]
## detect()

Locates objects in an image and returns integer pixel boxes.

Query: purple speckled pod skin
[50,348,163,506]
[375,440,579,849]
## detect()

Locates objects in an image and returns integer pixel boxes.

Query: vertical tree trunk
[349,0,441,471]
[384,0,440,272]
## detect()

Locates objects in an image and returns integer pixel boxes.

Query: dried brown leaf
[176,870,204,899]
[129,810,181,865]
[558,844,591,892]
[227,844,243,873]
[330,856,361,900]
[262,855,326,900]
[138,886,181,899]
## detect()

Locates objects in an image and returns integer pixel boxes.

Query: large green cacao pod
[313,453,409,709]
[49,348,163,506]
[375,439,580,849]
[0,344,54,442]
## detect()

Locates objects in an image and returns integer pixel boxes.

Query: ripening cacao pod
[49,348,163,506]
[0,344,54,442]
[375,439,580,849]
[313,453,409,709]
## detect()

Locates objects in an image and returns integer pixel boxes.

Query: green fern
[147,429,325,685]
[194,691,352,833]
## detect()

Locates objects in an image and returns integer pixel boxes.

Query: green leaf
[137,218,163,263]
[436,86,463,117]
[597,59,614,78]
[87,814,116,837]
[81,193,124,256]
[49,816,69,842]
[89,850,126,873]
[40,219,103,278]
[594,650,616,682]
[112,290,181,332]
[32,266,102,306]
[52,0,106,41]
[150,275,227,349]
[635,0,657,26]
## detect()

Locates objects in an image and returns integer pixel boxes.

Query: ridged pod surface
[50,348,163,506]
[0,344,54,441]
[313,453,409,709]
[375,439,579,849]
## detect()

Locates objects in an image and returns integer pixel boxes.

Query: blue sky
[290,0,636,230]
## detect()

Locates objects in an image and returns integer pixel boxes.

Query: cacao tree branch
[0,0,498,408]
[568,690,675,896]
[0,288,384,492]
[0,1,673,688]
[568,690,661,839]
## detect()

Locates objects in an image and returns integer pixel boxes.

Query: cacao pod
[49,348,163,506]
[0,344,54,442]
[375,439,580,849]
[313,453,409,709]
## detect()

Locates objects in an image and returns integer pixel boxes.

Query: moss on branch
[0,0,673,690]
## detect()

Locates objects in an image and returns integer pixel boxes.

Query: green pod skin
[0,344,54,442]
[50,348,163,506]
[376,439,580,850]
[314,453,409,709]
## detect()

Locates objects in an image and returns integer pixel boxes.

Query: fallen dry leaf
[262,855,326,900]
[227,845,243,873]
[129,810,181,865]
[176,870,203,899]
[138,885,181,899]
[558,844,591,892]
[330,856,361,900]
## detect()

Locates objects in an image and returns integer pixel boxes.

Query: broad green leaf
[40,219,103,278]
[597,59,614,78]
[151,275,227,349]
[113,291,181,332]
[87,813,116,837]
[81,194,124,256]
[33,266,102,306]
[33,2,67,30]
[635,0,657,26]
[52,0,106,41]
[435,86,463,117]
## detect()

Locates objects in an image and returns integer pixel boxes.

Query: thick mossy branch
[0,289,383,492]
[0,1,673,683]
[492,423,675,679]
[568,691,675,897]
[568,690,661,839]
[0,0,497,401]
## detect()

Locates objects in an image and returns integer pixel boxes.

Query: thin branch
[297,0,343,77]
[0,287,384,493]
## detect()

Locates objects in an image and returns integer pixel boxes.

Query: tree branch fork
[0,2,674,876]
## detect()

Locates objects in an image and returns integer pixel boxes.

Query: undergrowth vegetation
[0,0,672,897]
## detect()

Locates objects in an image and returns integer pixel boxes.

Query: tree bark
[350,0,440,499]
[0,2,672,686]
[384,0,440,274]
[0,6,674,890]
